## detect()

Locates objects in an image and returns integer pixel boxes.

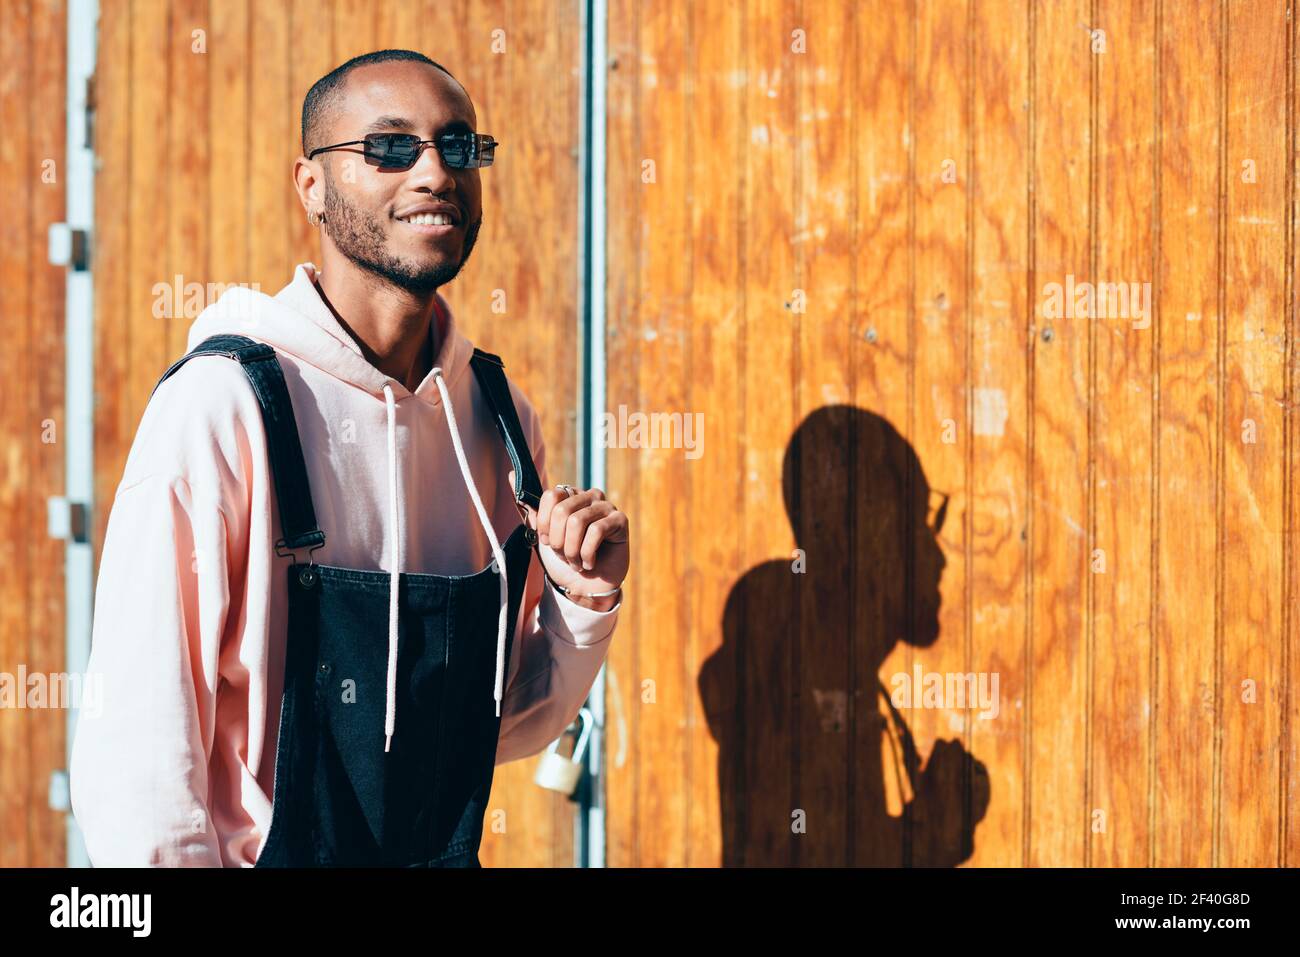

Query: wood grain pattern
[1026,0,1091,867]
[850,0,913,868]
[685,0,744,868]
[795,0,856,869]
[908,0,973,868]
[628,0,691,867]
[1155,0,1219,867]
[1286,0,1300,871]
[606,0,1296,867]
[734,0,799,866]
[0,0,68,868]
[1091,0,1156,867]
[0,0,35,870]
[93,0,131,646]
[6,0,1298,868]
[1221,0,1287,866]
[967,0,1029,868]
[604,0,641,869]
[26,0,69,869]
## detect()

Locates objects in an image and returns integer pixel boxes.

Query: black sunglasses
[308,130,499,170]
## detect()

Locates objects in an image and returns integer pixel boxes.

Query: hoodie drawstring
[382,384,401,753]
[380,369,512,754]
[432,368,511,719]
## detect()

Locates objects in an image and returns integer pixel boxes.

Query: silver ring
[556,483,575,495]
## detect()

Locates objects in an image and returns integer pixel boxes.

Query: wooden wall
[90,0,583,867]
[0,0,68,868]
[604,0,1300,866]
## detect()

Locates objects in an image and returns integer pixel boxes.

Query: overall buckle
[515,499,538,547]
[275,535,326,589]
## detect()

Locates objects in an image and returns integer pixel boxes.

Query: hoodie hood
[187,261,475,406]
[186,262,513,751]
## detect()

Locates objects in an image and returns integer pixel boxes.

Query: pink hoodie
[69,261,620,867]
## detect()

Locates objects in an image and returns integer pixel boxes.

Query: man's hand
[510,472,629,611]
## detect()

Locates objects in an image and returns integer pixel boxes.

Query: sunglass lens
[384,135,423,169]
[365,133,420,169]
[438,133,472,168]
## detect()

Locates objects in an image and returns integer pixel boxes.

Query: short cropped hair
[301,49,460,155]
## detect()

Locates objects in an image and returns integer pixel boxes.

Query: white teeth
[400,212,453,226]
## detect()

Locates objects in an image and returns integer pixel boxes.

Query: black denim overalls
[151,333,543,867]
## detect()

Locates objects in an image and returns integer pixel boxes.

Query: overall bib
[152,333,544,867]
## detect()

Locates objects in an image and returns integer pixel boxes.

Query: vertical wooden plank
[1091,0,1156,866]
[332,0,377,66]
[968,0,1030,867]
[1221,0,1286,866]
[1287,0,1300,870]
[686,0,744,869]
[374,0,420,51]
[609,0,691,869]
[906,0,972,868]
[851,0,912,868]
[289,0,332,262]
[735,0,799,866]
[792,0,857,868]
[93,0,133,580]
[26,0,68,868]
[0,0,34,867]
[1028,0,1092,866]
[540,0,583,868]
[248,0,291,289]
[169,0,209,357]
[1154,0,1218,868]
[604,0,641,869]
[209,0,249,283]
[127,0,171,433]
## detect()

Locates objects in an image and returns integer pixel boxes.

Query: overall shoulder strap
[468,347,544,512]
[152,334,326,553]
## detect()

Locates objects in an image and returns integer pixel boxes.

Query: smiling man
[69,49,629,868]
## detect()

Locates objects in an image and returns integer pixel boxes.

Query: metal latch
[48,497,89,543]
[48,223,90,271]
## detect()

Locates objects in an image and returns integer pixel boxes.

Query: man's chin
[342,257,442,294]
[389,257,464,293]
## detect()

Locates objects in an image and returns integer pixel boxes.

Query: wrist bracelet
[543,567,622,600]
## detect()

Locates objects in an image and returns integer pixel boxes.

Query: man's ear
[292,155,322,214]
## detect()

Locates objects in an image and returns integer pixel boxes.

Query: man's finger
[547,487,596,549]
[537,486,561,542]
[579,512,624,570]
[562,502,614,566]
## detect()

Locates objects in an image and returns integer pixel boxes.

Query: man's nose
[406,141,458,191]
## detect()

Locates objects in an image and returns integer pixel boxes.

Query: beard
[321,175,482,294]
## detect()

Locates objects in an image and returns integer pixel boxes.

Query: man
[69,49,629,867]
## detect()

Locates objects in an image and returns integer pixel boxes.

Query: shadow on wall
[698,404,990,866]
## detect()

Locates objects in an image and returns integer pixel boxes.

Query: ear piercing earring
[308,210,326,227]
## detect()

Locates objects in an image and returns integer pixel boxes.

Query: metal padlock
[533,707,593,795]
